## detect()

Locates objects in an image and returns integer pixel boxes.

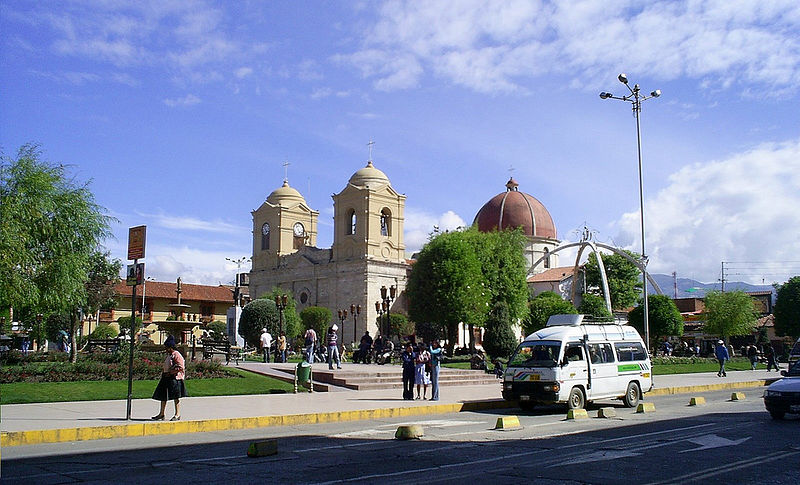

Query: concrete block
[689,397,706,406]
[597,407,617,418]
[494,416,521,429]
[247,439,278,457]
[566,409,589,420]
[636,402,656,413]
[730,392,746,401]
[395,424,424,440]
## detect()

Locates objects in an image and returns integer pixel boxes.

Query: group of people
[300,325,342,370]
[400,339,443,401]
[354,331,394,364]
[259,328,288,363]
[715,340,781,377]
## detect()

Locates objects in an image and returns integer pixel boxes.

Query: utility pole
[721,261,726,292]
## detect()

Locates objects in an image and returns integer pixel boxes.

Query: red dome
[473,178,557,239]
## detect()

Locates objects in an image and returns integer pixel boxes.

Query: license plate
[520,395,531,401]
[529,374,540,381]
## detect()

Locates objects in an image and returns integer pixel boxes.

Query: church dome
[348,161,390,187]
[473,178,557,239]
[266,180,307,206]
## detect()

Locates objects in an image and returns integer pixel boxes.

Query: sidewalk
[0,365,782,447]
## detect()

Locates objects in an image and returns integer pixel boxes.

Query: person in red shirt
[151,335,188,421]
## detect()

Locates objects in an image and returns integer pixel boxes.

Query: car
[763,360,800,420]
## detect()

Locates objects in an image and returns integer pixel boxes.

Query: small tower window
[261,223,270,250]
[347,209,356,235]
[380,208,391,236]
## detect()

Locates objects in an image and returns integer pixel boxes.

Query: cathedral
[248,157,561,346]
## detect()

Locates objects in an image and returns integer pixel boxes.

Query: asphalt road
[2,388,798,484]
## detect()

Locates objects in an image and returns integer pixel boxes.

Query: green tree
[628,294,684,349]
[206,321,227,339]
[482,301,518,360]
[414,320,444,344]
[45,313,71,344]
[468,228,529,322]
[116,316,143,337]
[703,290,758,344]
[407,230,489,354]
[584,250,642,310]
[89,323,118,339]
[299,306,333,340]
[85,250,122,316]
[238,298,279,347]
[261,288,301,337]
[388,313,414,340]
[578,293,612,319]
[0,144,114,362]
[524,291,577,335]
[774,276,800,338]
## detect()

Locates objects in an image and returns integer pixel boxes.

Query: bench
[201,338,232,363]
[230,346,257,365]
[87,338,122,353]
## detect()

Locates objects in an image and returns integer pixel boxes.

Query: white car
[763,360,800,420]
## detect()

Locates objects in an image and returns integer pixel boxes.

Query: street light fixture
[379,285,396,338]
[349,304,361,345]
[226,256,250,307]
[274,294,288,336]
[599,73,661,351]
[36,313,43,351]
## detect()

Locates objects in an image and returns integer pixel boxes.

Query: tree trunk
[69,309,78,363]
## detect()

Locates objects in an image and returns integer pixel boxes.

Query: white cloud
[145,245,247,286]
[139,212,246,234]
[234,66,253,78]
[346,0,800,94]
[403,207,467,254]
[163,94,201,107]
[611,137,800,284]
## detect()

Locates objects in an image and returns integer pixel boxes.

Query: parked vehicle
[788,338,800,366]
[763,360,800,420]
[502,314,653,411]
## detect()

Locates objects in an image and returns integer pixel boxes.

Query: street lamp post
[600,73,661,351]
[375,301,386,337]
[226,257,250,308]
[36,313,43,351]
[379,285,396,339]
[350,304,361,345]
[274,294,288,336]
[337,308,348,333]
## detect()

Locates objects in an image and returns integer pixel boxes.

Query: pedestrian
[327,324,341,370]
[304,327,317,364]
[358,331,373,364]
[151,335,187,421]
[415,344,431,399]
[259,328,272,363]
[429,339,443,401]
[715,340,729,377]
[765,344,780,372]
[401,343,416,400]
[747,344,758,370]
[276,332,287,363]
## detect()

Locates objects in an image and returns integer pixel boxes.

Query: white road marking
[646,449,800,485]
[678,434,750,452]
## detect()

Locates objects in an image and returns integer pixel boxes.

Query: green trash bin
[296,361,312,384]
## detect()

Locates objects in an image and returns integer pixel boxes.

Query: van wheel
[623,382,640,408]
[567,387,585,410]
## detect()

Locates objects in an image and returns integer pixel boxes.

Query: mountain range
[649,274,774,299]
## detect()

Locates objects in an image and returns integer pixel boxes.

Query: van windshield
[508,341,561,368]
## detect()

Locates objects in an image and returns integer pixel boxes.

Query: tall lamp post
[379,285,396,339]
[600,73,661,351]
[375,301,386,337]
[350,304,361,344]
[226,257,250,308]
[36,313,43,351]
[337,308,348,334]
[274,294,288,336]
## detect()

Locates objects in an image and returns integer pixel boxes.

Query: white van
[502,314,653,410]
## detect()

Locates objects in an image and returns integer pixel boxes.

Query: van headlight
[542,384,560,392]
[764,390,782,397]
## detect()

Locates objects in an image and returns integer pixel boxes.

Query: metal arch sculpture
[529,240,663,314]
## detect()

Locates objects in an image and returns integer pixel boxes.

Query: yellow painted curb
[597,407,617,418]
[494,416,521,429]
[689,397,706,406]
[731,392,746,401]
[566,409,589,420]
[395,424,424,439]
[247,439,278,457]
[636,402,656,413]
[647,380,768,396]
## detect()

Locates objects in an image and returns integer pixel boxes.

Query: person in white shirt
[259,328,272,363]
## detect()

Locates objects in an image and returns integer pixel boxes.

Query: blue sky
[2,0,800,287]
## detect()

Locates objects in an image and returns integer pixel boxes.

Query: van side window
[565,344,584,362]
[615,342,647,362]
[588,343,615,363]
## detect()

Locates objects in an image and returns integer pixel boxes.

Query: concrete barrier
[247,439,278,457]
[688,397,706,406]
[597,407,617,418]
[636,402,656,413]
[494,416,521,429]
[395,424,424,439]
[566,409,589,420]
[730,392,746,401]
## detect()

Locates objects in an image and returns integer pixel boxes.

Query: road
[2,388,798,484]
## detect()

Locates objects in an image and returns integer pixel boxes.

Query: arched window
[543,248,550,269]
[261,223,270,250]
[347,209,356,235]
[380,208,391,236]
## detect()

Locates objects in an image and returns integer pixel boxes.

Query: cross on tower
[508,165,515,177]
[367,139,375,162]
[282,160,290,182]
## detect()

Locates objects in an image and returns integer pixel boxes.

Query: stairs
[279,366,501,391]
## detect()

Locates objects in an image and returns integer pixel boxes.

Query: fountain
[154,277,197,346]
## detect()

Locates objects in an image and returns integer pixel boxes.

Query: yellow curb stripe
[647,380,767,396]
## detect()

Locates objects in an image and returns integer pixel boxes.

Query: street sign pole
[126,226,146,421]
[126,259,137,420]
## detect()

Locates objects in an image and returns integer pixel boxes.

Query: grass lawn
[652,361,767,375]
[0,368,295,405]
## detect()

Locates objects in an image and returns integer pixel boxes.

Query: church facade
[248,161,409,345]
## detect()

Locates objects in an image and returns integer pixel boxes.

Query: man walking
[327,324,341,370]
[259,328,272,363]
[747,344,758,370]
[276,332,287,363]
[715,340,729,377]
[765,343,780,372]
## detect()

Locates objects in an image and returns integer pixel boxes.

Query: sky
[2,0,800,288]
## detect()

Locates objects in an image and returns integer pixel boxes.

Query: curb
[0,380,771,447]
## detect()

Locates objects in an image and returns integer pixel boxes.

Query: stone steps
[303,367,501,390]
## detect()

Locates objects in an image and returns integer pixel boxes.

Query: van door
[561,342,588,394]
[586,342,617,399]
